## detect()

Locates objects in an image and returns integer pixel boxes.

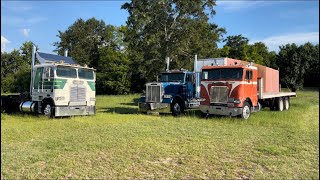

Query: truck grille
[210,86,228,103]
[146,84,162,102]
[70,86,86,102]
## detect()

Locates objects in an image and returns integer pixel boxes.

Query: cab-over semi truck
[138,56,245,116]
[1,45,96,118]
[199,60,296,119]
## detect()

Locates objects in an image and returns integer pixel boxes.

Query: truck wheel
[171,100,184,116]
[43,103,55,118]
[201,111,209,119]
[269,99,276,111]
[276,97,284,111]
[241,102,251,120]
[284,97,290,110]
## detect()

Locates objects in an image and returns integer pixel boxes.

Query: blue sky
[1,0,319,53]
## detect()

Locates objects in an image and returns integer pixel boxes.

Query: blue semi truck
[138,55,205,116]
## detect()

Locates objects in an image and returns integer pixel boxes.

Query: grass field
[1,89,319,179]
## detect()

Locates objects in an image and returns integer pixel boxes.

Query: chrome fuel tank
[19,101,37,113]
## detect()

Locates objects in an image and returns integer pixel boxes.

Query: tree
[301,43,319,87]
[1,41,35,93]
[276,43,318,92]
[222,35,250,60]
[96,47,130,95]
[54,17,117,68]
[122,0,225,92]
[54,18,131,94]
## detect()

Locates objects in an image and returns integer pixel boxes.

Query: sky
[1,0,319,54]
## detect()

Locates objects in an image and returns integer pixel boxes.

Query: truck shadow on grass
[100,107,138,114]
[119,98,140,106]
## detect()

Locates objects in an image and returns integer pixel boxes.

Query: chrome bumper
[199,105,242,116]
[138,102,171,113]
[55,106,95,117]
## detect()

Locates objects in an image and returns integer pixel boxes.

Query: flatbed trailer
[260,92,296,99]
[199,59,297,119]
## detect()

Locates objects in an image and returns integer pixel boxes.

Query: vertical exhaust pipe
[30,44,36,96]
[64,49,68,57]
[194,54,200,98]
[166,57,170,72]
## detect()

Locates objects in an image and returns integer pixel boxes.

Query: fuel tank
[19,101,37,113]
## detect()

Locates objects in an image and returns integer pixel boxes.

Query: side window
[43,67,54,89]
[245,70,253,80]
[34,67,44,89]
[43,67,54,79]
[186,74,193,82]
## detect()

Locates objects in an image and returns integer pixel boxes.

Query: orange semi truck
[198,58,296,119]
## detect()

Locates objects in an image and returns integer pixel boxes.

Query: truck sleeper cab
[199,64,296,119]
[20,63,96,117]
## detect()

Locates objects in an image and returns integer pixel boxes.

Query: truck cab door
[245,69,255,105]
[185,73,194,100]
[33,67,44,93]
[42,67,54,93]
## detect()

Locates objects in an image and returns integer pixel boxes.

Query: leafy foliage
[122,0,225,92]
[96,47,130,95]
[221,35,277,67]
[277,43,319,91]
[54,18,130,94]
[1,42,35,93]
[1,4,319,94]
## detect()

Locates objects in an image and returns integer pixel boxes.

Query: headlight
[163,94,172,99]
[55,96,65,101]
[234,99,241,104]
[228,98,241,104]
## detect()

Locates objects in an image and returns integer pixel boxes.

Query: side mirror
[202,72,208,80]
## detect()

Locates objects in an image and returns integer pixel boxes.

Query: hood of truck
[161,82,184,95]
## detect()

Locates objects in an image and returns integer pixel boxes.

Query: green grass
[1,89,319,179]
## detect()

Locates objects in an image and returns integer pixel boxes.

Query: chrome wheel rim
[173,103,180,113]
[285,99,289,110]
[44,104,51,116]
[243,105,250,119]
[279,99,284,111]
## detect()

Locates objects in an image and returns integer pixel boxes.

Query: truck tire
[283,97,290,110]
[201,111,209,119]
[43,102,55,118]
[171,99,184,116]
[269,99,276,111]
[241,102,251,120]
[276,97,284,111]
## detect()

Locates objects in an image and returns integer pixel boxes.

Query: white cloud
[21,28,31,37]
[251,32,319,51]
[1,16,47,26]
[1,1,33,12]
[216,1,284,11]
[1,36,10,52]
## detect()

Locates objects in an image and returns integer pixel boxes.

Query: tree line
[1,0,319,94]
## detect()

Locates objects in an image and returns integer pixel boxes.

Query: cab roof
[161,69,192,74]
[34,63,95,70]
[202,65,246,70]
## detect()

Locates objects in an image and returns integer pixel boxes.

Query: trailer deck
[260,92,297,99]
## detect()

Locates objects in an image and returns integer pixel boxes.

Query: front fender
[162,97,173,104]
[139,96,146,103]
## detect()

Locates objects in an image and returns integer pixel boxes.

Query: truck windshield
[202,68,243,80]
[56,66,77,78]
[160,73,185,83]
[78,68,94,80]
